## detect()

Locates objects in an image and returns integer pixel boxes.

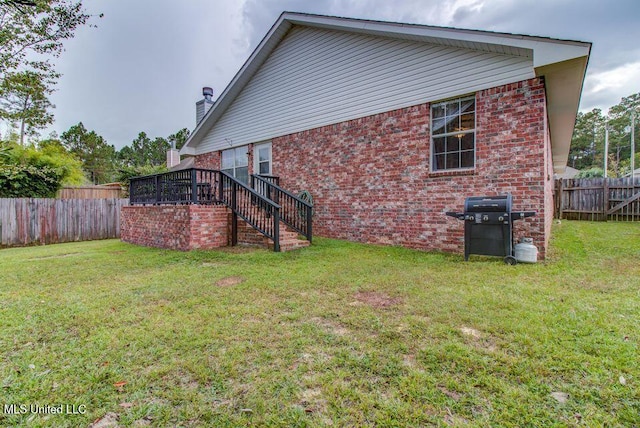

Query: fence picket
[0,198,129,247]
[555,177,640,221]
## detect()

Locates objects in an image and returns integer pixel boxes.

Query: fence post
[558,179,565,220]
[603,178,609,221]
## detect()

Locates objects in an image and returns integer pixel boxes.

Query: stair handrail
[251,174,313,242]
[219,171,281,252]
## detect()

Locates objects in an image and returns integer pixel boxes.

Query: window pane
[432,104,445,119]
[462,100,475,113]
[446,136,460,153]
[445,101,459,116]
[432,117,446,135]
[221,150,234,169]
[433,137,446,154]
[460,113,474,131]
[259,161,270,174]
[258,147,270,162]
[235,148,248,167]
[445,116,459,134]
[461,150,474,168]
[236,166,249,184]
[434,154,446,170]
[461,133,474,150]
[446,152,459,169]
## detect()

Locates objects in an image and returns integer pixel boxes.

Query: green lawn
[0,221,638,427]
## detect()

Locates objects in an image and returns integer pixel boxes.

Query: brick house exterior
[186,77,553,257]
[124,13,590,258]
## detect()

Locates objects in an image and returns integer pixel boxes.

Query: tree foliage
[0,138,85,197]
[570,92,640,176]
[0,70,54,144]
[117,128,190,168]
[61,122,115,184]
[0,0,95,141]
[0,0,92,79]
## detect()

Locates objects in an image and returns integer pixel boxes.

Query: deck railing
[129,169,283,251]
[129,168,219,205]
[220,172,281,251]
[251,174,312,242]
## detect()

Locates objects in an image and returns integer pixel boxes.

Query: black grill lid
[464,194,512,213]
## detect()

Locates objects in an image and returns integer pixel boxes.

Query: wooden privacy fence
[0,198,129,247]
[555,177,640,221]
[57,185,124,199]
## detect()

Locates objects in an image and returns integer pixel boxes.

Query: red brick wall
[270,77,551,258]
[194,151,221,169]
[121,205,229,251]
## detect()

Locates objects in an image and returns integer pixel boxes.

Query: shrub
[0,164,62,197]
[576,167,604,178]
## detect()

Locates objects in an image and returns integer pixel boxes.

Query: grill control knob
[498,216,504,222]
[482,215,489,222]
[469,215,475,221]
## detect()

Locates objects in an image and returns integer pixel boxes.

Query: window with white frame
[431,96,475,171]
[221,146,249,184]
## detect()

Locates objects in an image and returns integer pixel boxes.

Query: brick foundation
[121,205,229,251]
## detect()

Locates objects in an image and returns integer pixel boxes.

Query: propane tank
[515,238,538,263]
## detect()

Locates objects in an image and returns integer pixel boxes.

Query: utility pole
[604,122,609,178]
[632,111,636,177]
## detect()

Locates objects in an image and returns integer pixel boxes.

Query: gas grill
[446,194,535,264]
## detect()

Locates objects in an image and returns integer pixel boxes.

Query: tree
[0,0,92,80]
[0,1,96,143]
[118,132,171,167]
[168,128,190,150]
[569,92,640,176]
[607,93,640,176]
[569,109,606,170]
[61,122,115,184]
[0,70,55,145]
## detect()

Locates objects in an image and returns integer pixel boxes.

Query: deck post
[231,181,238,246]
[306,204,313,243]
[273,207,280,252]
[191,169,198,204]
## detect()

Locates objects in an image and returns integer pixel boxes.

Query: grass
[0,221,638,427]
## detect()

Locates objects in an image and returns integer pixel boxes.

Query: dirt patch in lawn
[28,252,80,260]
[460,326,498,352]
[299,386,328,416]
[353,291,403,308]
[311,317,349,336]
[215,276,245,287]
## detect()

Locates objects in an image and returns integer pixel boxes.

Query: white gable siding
[196,26,534,155]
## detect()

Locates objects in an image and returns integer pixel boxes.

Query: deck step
[235,217,310,252]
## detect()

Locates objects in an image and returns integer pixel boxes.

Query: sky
[30,0,640,149]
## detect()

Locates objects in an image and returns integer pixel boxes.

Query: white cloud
[582,61,640,111]
[20,0,640,147]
